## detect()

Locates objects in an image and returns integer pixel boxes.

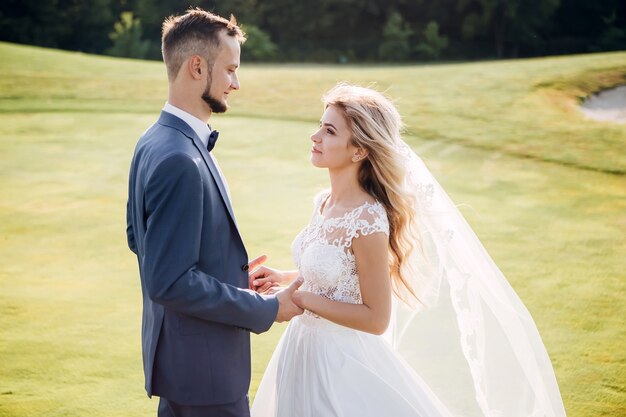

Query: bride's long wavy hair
[323,83,420,305]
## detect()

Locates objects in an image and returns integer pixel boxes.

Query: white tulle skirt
[251,313,454,417]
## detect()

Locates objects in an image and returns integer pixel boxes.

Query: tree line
[1,0,624,62]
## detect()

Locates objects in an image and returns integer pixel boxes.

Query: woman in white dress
[249,84,566,417]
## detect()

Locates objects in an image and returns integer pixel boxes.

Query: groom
[126,8,303,417]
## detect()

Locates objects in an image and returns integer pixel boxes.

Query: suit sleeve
[126,199,138,254]
[142,153,278,334]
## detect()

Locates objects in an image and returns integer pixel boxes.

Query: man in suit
[126,9,303,417]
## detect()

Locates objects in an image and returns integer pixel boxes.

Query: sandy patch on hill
[580,85,626,124]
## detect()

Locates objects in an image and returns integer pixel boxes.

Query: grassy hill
[0,41,624,417]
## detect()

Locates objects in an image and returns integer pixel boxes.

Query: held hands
[275,277,305,322]
[248,255,306,322]
[291,286,309,310]
[249,263,293,293]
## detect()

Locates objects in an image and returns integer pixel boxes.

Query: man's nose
[231,73,240,90]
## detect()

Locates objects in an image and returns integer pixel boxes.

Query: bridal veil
[384,141,567,417]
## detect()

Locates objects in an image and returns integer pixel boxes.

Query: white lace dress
[251,192,453,417]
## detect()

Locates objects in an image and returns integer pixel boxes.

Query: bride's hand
[291,286,312,310]
[261,284,283,295]
[249,265,288,293]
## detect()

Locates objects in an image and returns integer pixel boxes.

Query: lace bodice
[291,190,390,305]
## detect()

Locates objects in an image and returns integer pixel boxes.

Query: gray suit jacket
[126,111,278,405]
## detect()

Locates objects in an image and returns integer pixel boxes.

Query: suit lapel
[157,111,238,229]
[193,138,238,225]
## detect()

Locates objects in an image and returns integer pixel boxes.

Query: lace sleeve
[313,189,331,213]
[357,202,390,238]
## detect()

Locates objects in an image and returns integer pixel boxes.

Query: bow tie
[207,130,219,152]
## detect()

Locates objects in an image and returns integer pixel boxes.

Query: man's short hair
[161,8,246,81]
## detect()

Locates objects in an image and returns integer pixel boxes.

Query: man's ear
[188,55,204,80]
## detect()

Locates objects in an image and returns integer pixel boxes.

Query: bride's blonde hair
[323,83,420,305]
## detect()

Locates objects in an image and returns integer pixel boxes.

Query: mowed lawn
[0,41,624,417]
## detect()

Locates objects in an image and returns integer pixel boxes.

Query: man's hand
[275,277,304,322]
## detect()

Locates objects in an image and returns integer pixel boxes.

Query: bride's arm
[293,232,392,335]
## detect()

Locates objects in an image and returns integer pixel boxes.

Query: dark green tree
[597,11,626,51]
[415,21,449,59]
[378,11,413,61]
[0,0,624,60]
[548,0,626,54]
[458,0,560,57]
[0,0,69,47]
[132,0,203,59]
[254,0,396,61]
[241,24,277,61]
[0,0,115,52]
[106,11,151,58]
[61,0,116,53]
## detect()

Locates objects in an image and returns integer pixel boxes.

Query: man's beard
[201,72,228,113]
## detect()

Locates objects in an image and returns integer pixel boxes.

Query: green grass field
[0,41,624,416]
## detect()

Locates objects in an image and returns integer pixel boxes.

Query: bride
[249,83,566,417]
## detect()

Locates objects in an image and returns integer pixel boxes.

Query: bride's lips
[311,147,322,154]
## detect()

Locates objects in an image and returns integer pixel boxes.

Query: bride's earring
[352,148,368,163]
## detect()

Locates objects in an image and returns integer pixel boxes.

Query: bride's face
[310,105,357,169]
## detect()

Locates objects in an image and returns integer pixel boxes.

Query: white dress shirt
[162,102,232,201]
[162,101,212,147]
